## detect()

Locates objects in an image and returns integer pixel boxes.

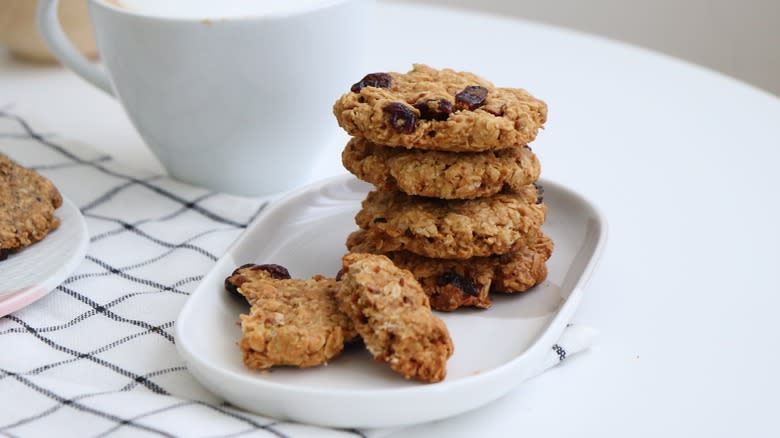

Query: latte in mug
[38,0,375,195]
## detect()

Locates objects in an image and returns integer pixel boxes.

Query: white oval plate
[0,197,89,316]
[175,175,607,428]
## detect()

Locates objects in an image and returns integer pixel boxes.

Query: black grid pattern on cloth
[0,110,366,438]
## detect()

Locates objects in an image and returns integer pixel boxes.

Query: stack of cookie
[333,64,554,311]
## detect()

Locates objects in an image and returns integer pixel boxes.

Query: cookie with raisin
[347,230,553,311]
[333,64,547,152]
[226,264,358,369]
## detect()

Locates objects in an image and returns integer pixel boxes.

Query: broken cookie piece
[337,253,454,383]
[225,264,357,369]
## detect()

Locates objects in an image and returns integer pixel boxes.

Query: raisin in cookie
[225,264,357,369]
[337,253,453,383]
[342,137,541,199]
[347,230,553,311]
[333,64,547,152]
[0,154,62,261]
[354,186,546,259]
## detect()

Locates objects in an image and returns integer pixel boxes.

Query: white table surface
[3,2,780,437]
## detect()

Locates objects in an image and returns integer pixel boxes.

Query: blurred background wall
[399,0,780,96]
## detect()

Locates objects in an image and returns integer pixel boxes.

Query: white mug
[37,0,375,195]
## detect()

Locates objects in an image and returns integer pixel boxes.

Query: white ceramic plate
[0,197,89,316]
[175,175,606,428]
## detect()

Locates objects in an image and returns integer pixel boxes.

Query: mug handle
[36,0,114,95]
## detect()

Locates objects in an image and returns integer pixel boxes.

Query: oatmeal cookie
[337,253,453,383]
[347,230,553,311]
[0,154,62,260]
[342,137,540,199]
[333,64,547,152]
[354,186,546,259]
[225,264,357,369]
